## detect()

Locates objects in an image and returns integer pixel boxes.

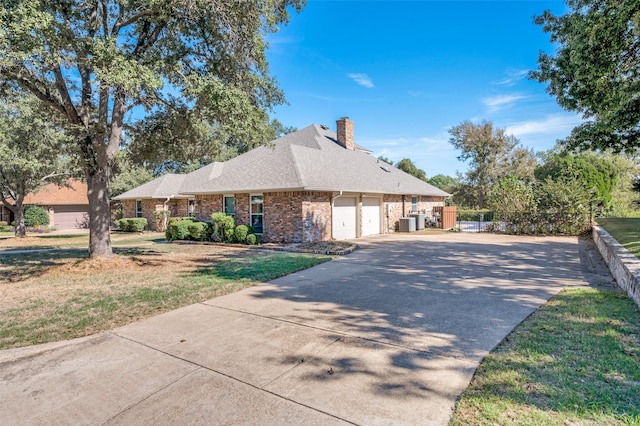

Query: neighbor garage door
[332,197,357,240]
[53,205,89,230]
[361,197,381,236]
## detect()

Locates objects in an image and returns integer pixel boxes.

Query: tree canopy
[531,0,640,152]
[0,94,72,237]
[395,158,428,182]
[0,0,304,257]
[449,120,536,208]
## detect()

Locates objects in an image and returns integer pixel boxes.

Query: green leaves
[532,0,640,152]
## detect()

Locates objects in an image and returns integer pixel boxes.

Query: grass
[0,242,331,349]
[597,218,640,260]
[450,287,640,426]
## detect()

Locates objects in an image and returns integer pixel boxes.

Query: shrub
[0,221,9,232]
[187,221,212,241]
[211,212,235,242]
[234,225,250,244]
[245,233,260,245]
[166,218,194,241]
[115,217,148,232]
[23,205,50,227]
[457,209,494,222]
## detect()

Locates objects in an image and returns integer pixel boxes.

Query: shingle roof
[182,124,450,197]
[22,179,88,205]
[113,174,188,200]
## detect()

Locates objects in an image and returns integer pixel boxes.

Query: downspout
[163,196,173,231]
[330,191,343,240]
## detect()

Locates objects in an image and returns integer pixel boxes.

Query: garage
[361,197,381,236]
[53,205,89,230]
[332,196,357,240]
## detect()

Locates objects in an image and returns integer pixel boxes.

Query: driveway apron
[0,233,607,425]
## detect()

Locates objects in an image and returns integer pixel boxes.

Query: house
[1,179,90,229]
[114,117,450,242]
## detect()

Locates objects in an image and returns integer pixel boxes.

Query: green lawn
[0,243,330,349]
[597,218,640,259]
[450,287,640,425]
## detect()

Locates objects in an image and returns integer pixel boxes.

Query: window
[188,199,196,217]
[411,196,417,213]
[136,200,143,218]
[250,195,263,234]
[224,195,235,217]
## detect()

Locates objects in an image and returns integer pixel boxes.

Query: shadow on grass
[0,247,167,283]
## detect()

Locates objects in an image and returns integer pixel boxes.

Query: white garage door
[332,197,357,240]
[54,205,89,229]
[362,197,381,236]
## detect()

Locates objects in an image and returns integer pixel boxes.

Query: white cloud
[482,94,527,112]
[505,114,583,137]
[347,73,375,88]
[494,69,529,87]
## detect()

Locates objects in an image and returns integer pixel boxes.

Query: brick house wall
[264,192,302,243]
[195,194,222,221]
[121,198,188,231]
[302,192,332,242]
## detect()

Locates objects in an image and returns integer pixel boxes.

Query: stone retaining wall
[593,225,640,308]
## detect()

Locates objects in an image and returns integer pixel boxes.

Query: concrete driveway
[0,233,609,425]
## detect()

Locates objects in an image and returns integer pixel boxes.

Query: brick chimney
[336,117,354,150]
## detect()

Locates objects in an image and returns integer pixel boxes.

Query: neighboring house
[114,117,451,242]
[1,179,89,229]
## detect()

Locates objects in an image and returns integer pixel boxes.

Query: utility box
[410,213,425,230]
[399,216,416,232]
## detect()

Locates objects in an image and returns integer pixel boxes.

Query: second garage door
[332,197,357,240]
[362,197,381,236]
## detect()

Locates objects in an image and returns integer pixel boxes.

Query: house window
[0,207,4,222]
[188,199,196,217]
[250,195,263,234]
[411,196,417,213]
[224,195,235,217]
[136,200,143,218]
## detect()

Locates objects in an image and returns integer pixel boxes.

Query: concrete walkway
[0,233,612,425]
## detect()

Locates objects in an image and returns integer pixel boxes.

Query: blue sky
[266,0,581,177]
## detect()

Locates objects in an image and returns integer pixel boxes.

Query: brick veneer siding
[195,194,223,221]
[263,192,303,242]
[120,198,188,231]
[302,192,332,242]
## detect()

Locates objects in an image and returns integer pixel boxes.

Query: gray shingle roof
[180,124,450,197]
[113,174,188,200]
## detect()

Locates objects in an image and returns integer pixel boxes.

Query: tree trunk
[86,168,113,258]
[12,197,26,238]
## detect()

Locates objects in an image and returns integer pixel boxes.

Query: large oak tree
[0,0,303,257]
[531,0,640,153]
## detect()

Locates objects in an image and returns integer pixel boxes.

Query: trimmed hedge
[115,217,148,232]
[24,205,50,227]
[165,217,212,241]
[0,221,10,232]
[457,209,494,222]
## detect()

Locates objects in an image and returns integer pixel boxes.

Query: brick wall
[263,192,302,242]
[235,194,250,227]
[302,192,332,242]
[195,194,223,221]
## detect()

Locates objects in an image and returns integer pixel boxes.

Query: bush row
[115,217,148,232]
[456,209,495,222]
